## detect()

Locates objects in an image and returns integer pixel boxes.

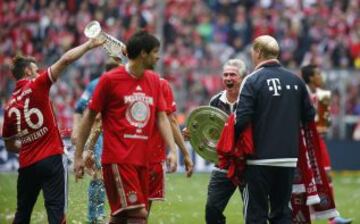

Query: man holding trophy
[183,58,247,224]
[1,37,104,223]
[74,26,178,224]
[300,64,352,224]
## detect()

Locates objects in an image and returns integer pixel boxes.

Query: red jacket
[216,113,254,185]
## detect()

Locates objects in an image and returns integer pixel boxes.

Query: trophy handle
[84,20,126,59]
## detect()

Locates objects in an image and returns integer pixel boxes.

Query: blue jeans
[206,169,243,224]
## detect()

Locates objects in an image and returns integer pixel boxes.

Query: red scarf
[216,113,254,186]
[292,122,339,223]
[216,116,338,223]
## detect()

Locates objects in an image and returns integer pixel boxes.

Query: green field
[0,172,358,223]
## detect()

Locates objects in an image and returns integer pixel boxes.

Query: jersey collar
[254,59,280,70]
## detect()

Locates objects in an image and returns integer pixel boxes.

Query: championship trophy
[84,20,126,60]
[316,88,331,128]
[186,106,228,163]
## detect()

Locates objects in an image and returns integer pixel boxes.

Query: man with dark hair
[300,64,352,224]
[11,57,37,80]
[1,38,103,224]
[126,31,161,65]
[74,31,177,224]
[235,35,315,224]
[71,57,120,223]
[300,65,322,88]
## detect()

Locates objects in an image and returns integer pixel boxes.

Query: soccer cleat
[329,216,352,224]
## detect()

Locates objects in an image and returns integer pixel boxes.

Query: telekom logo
[266,78,281,96]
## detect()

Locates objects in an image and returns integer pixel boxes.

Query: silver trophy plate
[186,106,228,163]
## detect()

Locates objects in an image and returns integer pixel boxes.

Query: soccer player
[234,35,315,223]
[301,64,352,224]
[148,77,194,210]
[71,58,120,223]
[1,38,104,224]
[74,31,177,224]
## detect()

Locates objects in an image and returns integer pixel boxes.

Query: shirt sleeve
[1,106,18,139]
[32,68,53,94]
[2,110,13,139]
[161,80,177,114]
[88,75,109,113]
[235,77,255,138]
[156,78,167,113]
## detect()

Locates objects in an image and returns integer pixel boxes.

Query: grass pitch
[0,172,358,223]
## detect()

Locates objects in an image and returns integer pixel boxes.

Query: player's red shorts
[318,137,331,170]
[148,162,166,201]
[102,164,149,215]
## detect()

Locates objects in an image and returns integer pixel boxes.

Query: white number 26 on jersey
[8,98,44,135]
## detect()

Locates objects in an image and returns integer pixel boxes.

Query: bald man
[234,35,315,224]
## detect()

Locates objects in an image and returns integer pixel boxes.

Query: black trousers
[205,170,243,224]
[13,154,67,224]
[243,165,295,224]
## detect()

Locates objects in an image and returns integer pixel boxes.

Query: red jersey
[2,69,64,168]
[89,65,166,166]
[149,79,177,163]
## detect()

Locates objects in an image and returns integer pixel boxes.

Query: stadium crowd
[0,0,360,137]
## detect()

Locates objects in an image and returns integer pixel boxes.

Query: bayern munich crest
[126,101,150,128]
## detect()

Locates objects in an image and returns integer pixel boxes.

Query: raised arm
[50,39,104,81]
[157,111,178,173]
[168,113,193,177]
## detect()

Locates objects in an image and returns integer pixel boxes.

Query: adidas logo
[136,85,142,91]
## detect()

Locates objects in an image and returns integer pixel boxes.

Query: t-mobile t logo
[267,78,281,96]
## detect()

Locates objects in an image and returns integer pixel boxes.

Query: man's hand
[74,156,85,182]
[87,38,106,49]
[182,127,191,141]
[83,150,96,176]
[166,151,177,173]
[183,155,194,177]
